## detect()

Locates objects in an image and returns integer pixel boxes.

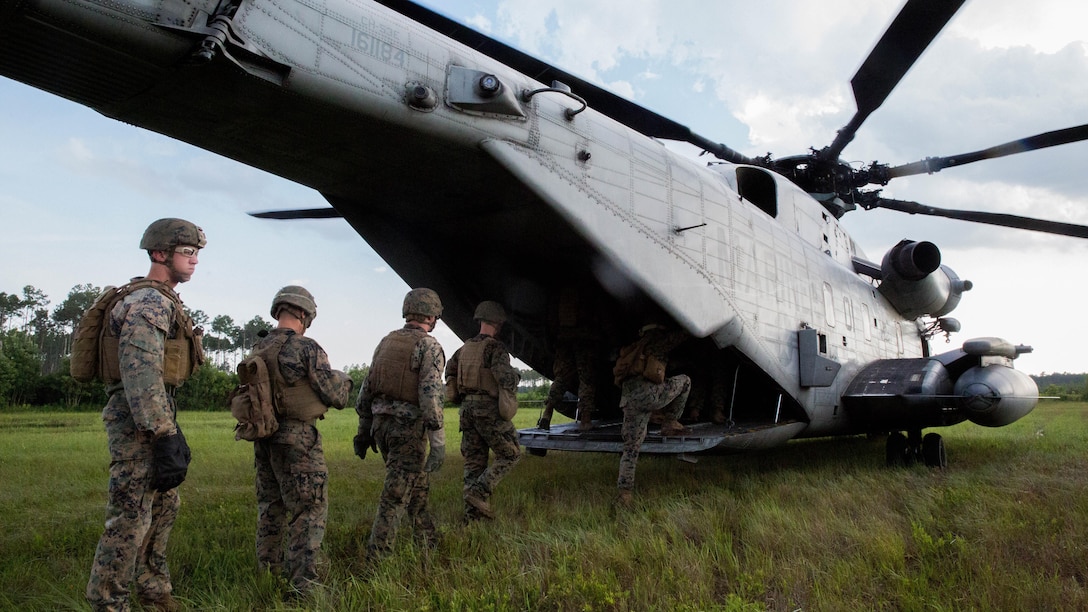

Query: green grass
[2,403,1087,610]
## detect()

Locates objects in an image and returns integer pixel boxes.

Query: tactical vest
[456,337,499,397]
[370,329,425,403]
[611,336,666,386]
[257,332,330,423]
[96,279,204,386]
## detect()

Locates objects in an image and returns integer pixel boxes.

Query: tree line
[8,283,1080,411]
[0,284,549,410]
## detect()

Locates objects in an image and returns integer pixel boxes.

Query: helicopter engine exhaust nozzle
[955,365,1038,427]
[886,240,940,281]
[877,240,970,319]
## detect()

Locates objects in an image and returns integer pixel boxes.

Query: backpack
[229,333,289,441]
[612,337,649,386]
[611,336,666,386]
[70,279,182,383]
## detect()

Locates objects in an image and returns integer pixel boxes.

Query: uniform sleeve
[414,336,446,431]
[302,339,352,409]
[355,342,382,426]
[117,291,176,437]
[444,347,460,382]
[488,339,521,392]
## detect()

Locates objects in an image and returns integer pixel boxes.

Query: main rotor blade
[887,124,1088,178]
[250,208,343,220]
[822,0,966,161]
[374,0,757,164]
[873,198,1088,239]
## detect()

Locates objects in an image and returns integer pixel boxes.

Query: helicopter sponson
[841,338,1037,433]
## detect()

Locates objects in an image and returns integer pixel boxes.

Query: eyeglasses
[174,246,200,258]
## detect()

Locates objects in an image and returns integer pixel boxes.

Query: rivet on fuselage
[406,82,438,111]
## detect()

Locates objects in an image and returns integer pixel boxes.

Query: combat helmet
[140,218,207,251]
[271,285,317,328]
[402,288,443,318]
[473,301,506,325]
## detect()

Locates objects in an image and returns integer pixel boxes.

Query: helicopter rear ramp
[518,420,807,455]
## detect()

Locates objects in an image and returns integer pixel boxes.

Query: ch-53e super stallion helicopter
[3,0,1086,467]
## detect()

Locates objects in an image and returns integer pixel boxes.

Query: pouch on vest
[70,286,119,383]
[230,345,282,441]
[642,354,666,384]
[612,337,649,386]
[230,356,278,441]
[498,387,518,420]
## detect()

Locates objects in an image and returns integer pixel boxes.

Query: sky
[2,0,1087,376]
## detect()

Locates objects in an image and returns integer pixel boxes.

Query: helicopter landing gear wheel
[885,431,910,467]
[922,432,947,468]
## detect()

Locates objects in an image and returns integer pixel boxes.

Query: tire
[922,432,947,468]
[886,432,909,467]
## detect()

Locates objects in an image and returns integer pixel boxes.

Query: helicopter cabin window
[822,283,835,327]
[736,167,777,218]
[843,296,854,331]
[862,303,872,341]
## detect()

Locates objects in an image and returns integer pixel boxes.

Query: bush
[176,363,238,411]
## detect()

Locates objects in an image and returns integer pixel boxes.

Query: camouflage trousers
[255,419,328,592]
[686,354,730,422]
[542,339,598,422]
[367,414,436,559]
[87,417,180,612]
[459,396,522,518]
[616,374,691,491]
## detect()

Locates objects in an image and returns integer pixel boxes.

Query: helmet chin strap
[276,305,312,329]
[152,249,188,284]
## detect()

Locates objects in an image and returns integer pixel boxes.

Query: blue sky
[2,0,1087,375]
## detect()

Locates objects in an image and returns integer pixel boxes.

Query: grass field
[2,402,1087,611]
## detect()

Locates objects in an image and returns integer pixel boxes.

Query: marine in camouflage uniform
[683,349,729,424]
[252,286,352,596]
[615,325,691,505]
[445,301,522,520]
[87,218,206,612]
[538,286,601,431]
[355,288,446,562]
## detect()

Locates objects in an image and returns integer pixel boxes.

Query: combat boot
[464,491,495,519]
[537,404,556,430]
[138,595,180,612]
[577,410,593,431]
[659,420,691,437]
[614,489,634,509]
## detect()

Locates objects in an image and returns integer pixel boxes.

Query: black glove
[353,432,377,460]
[151,429,191,492]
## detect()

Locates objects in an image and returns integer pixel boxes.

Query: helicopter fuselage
[0,0,1037,454]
